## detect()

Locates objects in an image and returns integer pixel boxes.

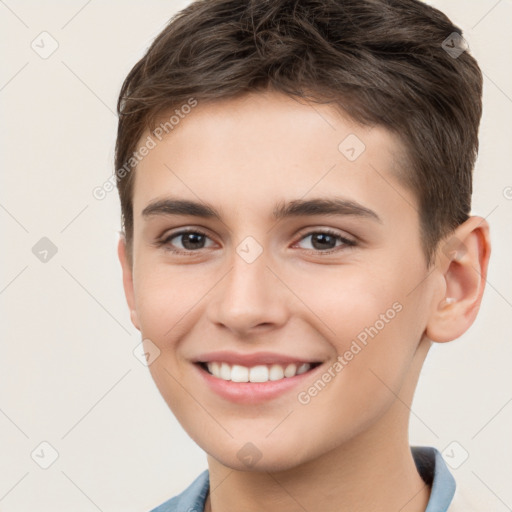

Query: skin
[118,90,491,512]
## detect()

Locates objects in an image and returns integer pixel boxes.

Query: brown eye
[161,230,215,252]
[296,230,356,252]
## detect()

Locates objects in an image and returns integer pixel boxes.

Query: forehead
[132,91,416,225]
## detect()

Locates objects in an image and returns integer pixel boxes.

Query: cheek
[132,264,207,343]
[289,300,422,446]
[288,264,406,339]
[294,265,426,383]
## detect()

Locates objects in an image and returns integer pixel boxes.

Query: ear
[425,216,491,343]
[117,235,140,331]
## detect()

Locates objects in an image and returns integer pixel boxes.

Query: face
[120,91,441,472]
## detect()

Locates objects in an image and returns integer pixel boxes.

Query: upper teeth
[205,362,313,382]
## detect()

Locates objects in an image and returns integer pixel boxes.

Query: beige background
[1,0,511,510]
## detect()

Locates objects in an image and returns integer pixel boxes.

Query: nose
[207,248,290,337]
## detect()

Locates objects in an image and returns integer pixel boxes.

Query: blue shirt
[149,446,457,512]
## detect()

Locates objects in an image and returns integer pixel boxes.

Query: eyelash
[156,228,357,256]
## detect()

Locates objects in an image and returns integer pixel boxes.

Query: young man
[115,0,491,510]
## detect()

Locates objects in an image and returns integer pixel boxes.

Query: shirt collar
[412,446,456,511]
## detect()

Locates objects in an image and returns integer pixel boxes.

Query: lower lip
[194,363,324,404]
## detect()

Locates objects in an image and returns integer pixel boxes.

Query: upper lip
[194,350,323,367]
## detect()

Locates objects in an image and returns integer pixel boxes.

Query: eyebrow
[142,197,381,223]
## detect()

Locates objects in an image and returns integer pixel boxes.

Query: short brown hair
[115,0,483,266]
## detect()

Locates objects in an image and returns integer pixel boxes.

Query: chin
[214,453,306,474]
[203,437,312,474]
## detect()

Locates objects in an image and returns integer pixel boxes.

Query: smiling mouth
[197,361,322,383]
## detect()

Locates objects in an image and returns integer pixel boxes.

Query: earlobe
[425,216,491,343]
[130,309,140,330]
[117,235,141,331]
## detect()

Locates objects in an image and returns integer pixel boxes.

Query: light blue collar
[412,446,456,511]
